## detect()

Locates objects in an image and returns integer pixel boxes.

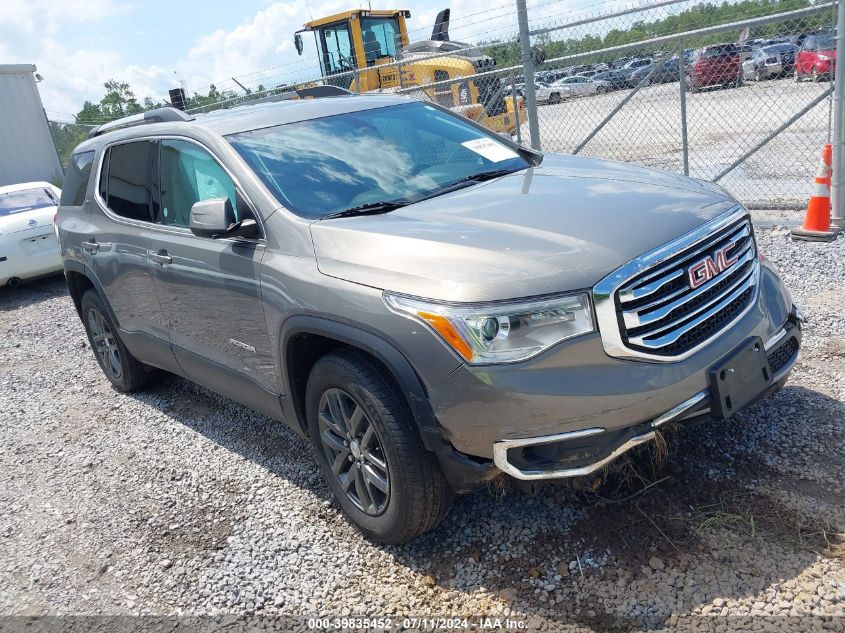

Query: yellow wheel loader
[294,8,526,135]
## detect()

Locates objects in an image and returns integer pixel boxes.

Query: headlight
[384,292,595,364]
[817,55,831,61]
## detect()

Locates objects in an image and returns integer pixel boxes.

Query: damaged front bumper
[491,315,801,481]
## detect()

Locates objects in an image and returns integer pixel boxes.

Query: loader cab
[297,9,411,80]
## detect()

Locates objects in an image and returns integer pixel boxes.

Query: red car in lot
[795,33,837,81]
[688,43,743,92]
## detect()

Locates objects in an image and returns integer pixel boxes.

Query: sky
[0,0,623,123]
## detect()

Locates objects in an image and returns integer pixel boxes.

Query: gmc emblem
[688,241,740,289]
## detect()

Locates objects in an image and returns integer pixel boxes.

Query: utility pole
[516,0,541,150]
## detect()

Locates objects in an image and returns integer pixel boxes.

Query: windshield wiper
[448,168,518,186]
[411,168,522,203]
[322,199,410,220]
[321,170,518,219]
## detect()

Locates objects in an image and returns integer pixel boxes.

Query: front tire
[306,350,453,544]
[80,289,156,392]
[549,92,561,104]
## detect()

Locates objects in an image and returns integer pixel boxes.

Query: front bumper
[428,260,798,483]
[492,318,800,480]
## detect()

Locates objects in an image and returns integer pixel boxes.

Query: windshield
[815,36,836,50]
[227,102,529,219]
[0,187,57,217]
[361,17,401,62]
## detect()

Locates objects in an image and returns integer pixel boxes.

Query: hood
[310,154,738,303]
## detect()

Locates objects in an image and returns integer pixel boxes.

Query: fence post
[831,0,845,229]
[678,40,690,176]
[516,0,541,150]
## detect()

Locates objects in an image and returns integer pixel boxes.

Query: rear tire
[306,349,453,544]
[794,67,802,82]
[80,289,156,392]
[549,92,561,104]
[812,66,820,82]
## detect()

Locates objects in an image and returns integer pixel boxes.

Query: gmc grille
[615,216,758,357]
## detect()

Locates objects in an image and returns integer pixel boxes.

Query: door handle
[150,250,172,265]
[82,239,100,254]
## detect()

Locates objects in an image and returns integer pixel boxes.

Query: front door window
[320,21,355,75]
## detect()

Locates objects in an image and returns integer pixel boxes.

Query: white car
[0,181,63,288]
[534,82,571,104]
[551,75,608,97]
[507,82,571,104]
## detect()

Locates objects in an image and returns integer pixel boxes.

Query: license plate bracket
[709,336,772,419]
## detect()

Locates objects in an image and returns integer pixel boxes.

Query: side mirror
[189,197,260,240]
[295,33,304,56]
[190,198,235,237]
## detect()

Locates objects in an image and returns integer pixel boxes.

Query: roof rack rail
[88,107,195,139]
[238,85,354,107]
[296,85,353,98]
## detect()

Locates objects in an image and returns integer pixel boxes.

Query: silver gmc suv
[56,88,802,544]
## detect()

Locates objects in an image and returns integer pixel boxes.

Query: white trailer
[0,64,63,188]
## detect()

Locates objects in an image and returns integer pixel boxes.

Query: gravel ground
[1,222,843,631]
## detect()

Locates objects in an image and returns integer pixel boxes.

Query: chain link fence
[47,121,96,175]
[45,0,838,210]
[521,0,838,209]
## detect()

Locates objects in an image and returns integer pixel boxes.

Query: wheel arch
[63,261,119,326]
[280,316,449,453]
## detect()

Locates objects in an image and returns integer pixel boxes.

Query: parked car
[590,69,629,91]
[688,43,743,92]
[57,91,802,544]
[742,44,799,80]
[551,75,608,97]
[652,58,682,83]
[616,57,656,87]
[536,69,569,84]
[795,33,837,82]
[630,58,682,86]
[533,81,570,104]
[0,181,63,288]
[506,81,569,104]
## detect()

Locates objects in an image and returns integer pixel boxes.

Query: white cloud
[1,0,601,121]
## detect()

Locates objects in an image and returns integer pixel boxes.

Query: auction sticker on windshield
[461,138,519,162]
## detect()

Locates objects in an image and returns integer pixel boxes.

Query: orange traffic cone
[792,144,838,242]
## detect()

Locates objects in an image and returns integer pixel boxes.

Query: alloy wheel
[318,388,390,516]
[87,307,122,380]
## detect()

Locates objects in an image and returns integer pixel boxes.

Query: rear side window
[59,150,95,206]
[0,187,58,216]
[99,141,155,222]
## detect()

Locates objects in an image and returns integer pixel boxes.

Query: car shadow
[129,369,844,626]
[0,274,67,311]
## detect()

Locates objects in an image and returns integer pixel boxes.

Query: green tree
[99,79,143,119]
